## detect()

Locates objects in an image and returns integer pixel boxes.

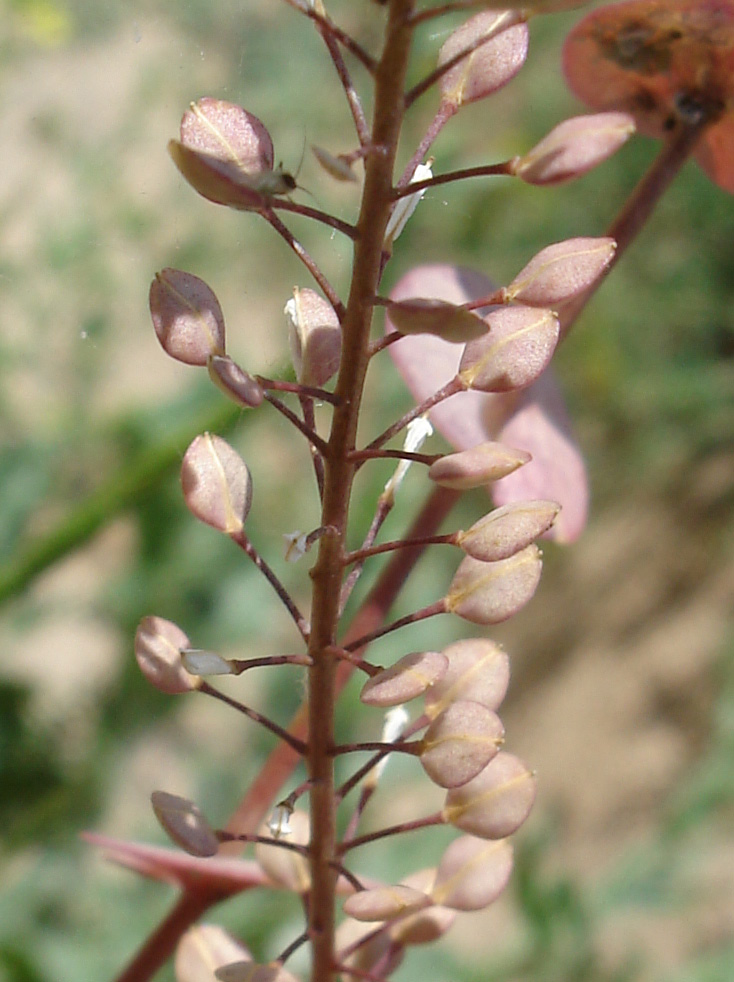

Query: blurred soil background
[0,1,732,980]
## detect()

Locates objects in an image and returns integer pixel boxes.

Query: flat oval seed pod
[360,651,448,707]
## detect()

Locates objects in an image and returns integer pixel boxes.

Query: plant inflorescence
[88,2,734,980]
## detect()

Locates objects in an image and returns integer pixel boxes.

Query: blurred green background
[1,1,733,980]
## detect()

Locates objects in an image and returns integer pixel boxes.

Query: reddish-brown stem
[230,529,310,639]
[363,376,464,453]
[397,102,455,190]
[336,712,429,805]
[278,931,310,966]
[343,532,454,565]
[405,9,521,106]
[217,831,310,855]
[263,209,346,318]
[300,393,326,499]
[339,812,444,854]
[392,159,514,197]
[368,331,403,357]
[330,740,417,756]
[230,653,313,673]
[343,599,446,652]
[559,118,709,340]
[339,495,393,615]
[200,682,308,754]
[315,17,371,146]
[280,0,378,75]
[271,197,358,239]
[347,448,440,466]
[264,391,330,456]
[257,376,341,405]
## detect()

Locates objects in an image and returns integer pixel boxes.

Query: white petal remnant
[283,530,309,563]
[267,802,294,839]
[384,161,433,249]
[384,416,434,501]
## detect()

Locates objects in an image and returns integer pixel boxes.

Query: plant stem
[306,4,416,978]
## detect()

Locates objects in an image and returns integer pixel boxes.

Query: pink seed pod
[443,751,537,839]
[175,925,253,982]
[432,835,513,911]
[149,269,226,366]
[385,298,487,343]
[459,306,559,393]
[513,112,636,186]
[419,701,504,789]
[284,287,342,387]
[360,651,448,707]
[456,499,560,562]
[388,869,456,946]
[336,918,406,982]
[428,441,531,490]
[343,884,432,922]
[255,810,311,894]
[215,962,301,982]
[134,615,200,695]
[446,545,543,624]
[151,791,219,858]
[425,638,510,720]
[503,237,616,307]
[438,11,529,110]
[181,433,253,535]
[170,98,276,211]
[208,354,265,408]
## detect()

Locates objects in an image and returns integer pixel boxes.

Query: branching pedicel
[89,1,734,980]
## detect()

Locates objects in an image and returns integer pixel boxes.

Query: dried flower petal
[384,161,433,247]
[443,752,536,839]
[446,545,543,624]
[181,433,252,534]
[150,269,226,366]
[360,651,448,707]
[181,649,234,676]
[151,791,219,857]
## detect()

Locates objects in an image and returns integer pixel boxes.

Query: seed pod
[284,287,342,387]
[446,545,542,624]
[255,810,310,893]
[135,615,200,695]
[514,112,636,186]
[459,307,559,393]
[428,441,530,490]
[385,298,487,343]
[208,355,264,408]
[343,884,431,922]
[425,638,510,720]
[443,752,536,839]
[181,433,252,535]
[456,499,560,561]
[311,144,358,183]
[432,835,513,911]
[175,925,252,982]
[151,791,219,857]
[503,237,616,307]
[438,12,529,110]
[170,98,275,211]
[360,651,448,707]
[215,962,300,982]
[150,269,226,366]
[420,701,504,789]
